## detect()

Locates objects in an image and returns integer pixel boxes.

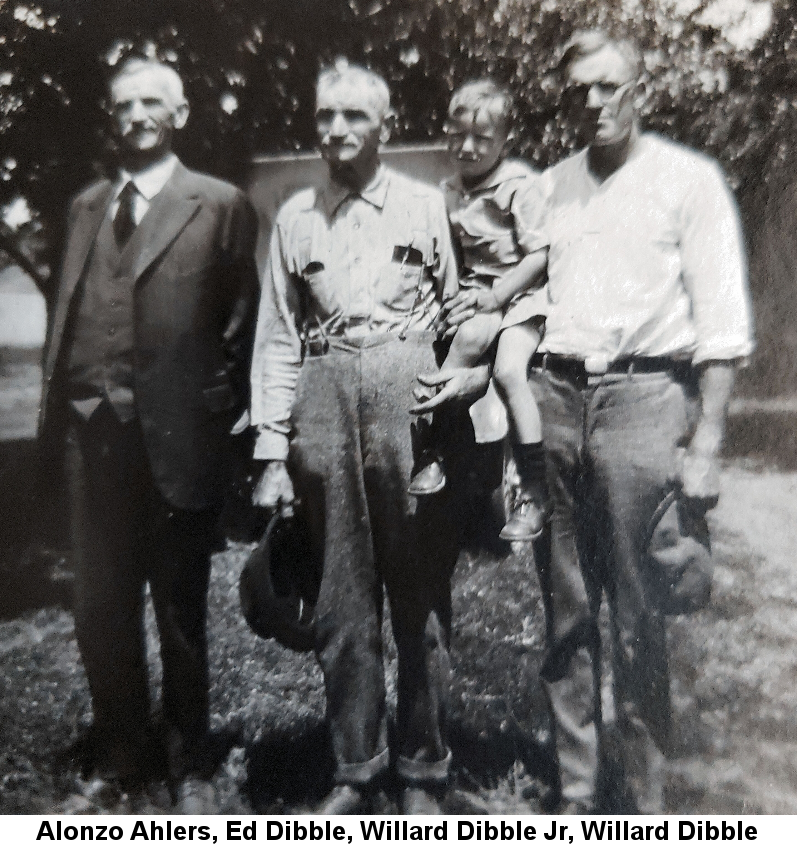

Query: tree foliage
[2,0,795,390]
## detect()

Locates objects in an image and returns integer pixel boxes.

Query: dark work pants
[530,367,698,811]
[64,403,217,777]
[289,333,460,787]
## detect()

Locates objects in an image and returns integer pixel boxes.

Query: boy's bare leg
[492,320,550,540]
[409,312,502,497]
[492,322,543,442]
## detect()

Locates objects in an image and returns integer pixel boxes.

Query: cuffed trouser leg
[359,338,459,776]
[289,335,459,784]
[335,749,391,787]
[291,348,388,772]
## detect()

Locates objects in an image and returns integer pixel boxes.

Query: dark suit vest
[67,209,136,421]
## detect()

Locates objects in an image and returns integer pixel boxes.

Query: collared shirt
[250,164,459,460]
[535,133,754,365]
[442,158,545,283]
[111,153,178,224]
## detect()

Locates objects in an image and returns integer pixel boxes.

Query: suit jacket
[41,160,260,512]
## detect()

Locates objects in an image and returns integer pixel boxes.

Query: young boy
[409,79,550,542]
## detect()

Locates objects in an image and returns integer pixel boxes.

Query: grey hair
[560,29,642,82]
[317,58,391,118]
[110,57,187,110]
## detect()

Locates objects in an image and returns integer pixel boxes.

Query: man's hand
[252,460,295,517]
[673,360,736,510]
[409,364,491,415]
[675,447,721,508]
[435,289,500,338]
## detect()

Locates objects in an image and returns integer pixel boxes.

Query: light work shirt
[535,133,754,365]
[250,164,459,461]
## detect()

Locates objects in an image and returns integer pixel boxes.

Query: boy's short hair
[110,56,187,110]
[559,29,642,82]
[317,58,391,119]
[446,78,515,131]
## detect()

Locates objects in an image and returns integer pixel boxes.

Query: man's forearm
[690,360,737,457]
[491,249,547,309]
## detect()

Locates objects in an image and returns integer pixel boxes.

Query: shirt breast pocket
[378,240,429,310]
[301,260,343,320]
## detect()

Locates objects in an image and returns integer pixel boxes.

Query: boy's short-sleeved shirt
[442,158,548,325]
[442,158,547,280]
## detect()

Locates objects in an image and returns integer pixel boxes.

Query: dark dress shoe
[317,784,371,815]
[174,778,219,815]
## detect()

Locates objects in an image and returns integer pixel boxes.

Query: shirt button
[353,222,360,230]
[108,327,115,337]
[353,256,361,265]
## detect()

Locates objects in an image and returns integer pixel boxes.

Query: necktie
[113,181,138,247]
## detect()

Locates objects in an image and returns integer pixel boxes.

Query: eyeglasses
[567,80,632,106]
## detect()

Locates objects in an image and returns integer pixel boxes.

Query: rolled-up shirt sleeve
[250,216,303,461]
[679,163,755,364]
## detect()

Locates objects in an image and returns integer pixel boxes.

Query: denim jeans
[529,364,702,811]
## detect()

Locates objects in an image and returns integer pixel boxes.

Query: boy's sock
[514,442,549,495]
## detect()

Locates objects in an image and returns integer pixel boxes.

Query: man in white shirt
[416,31,754,813]
[41,57,259,809]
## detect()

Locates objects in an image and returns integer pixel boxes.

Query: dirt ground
[1,455,796,815]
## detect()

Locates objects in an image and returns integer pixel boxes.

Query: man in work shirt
[417,31,754,813]
[249,60,461,815]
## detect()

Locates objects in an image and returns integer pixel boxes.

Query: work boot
[317,784,372,815]
[500,442,551,541]
[401,786,445,815]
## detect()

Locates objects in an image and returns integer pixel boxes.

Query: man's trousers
[64,402,218,779]
[288,333,461,787]
[529,364,706,811]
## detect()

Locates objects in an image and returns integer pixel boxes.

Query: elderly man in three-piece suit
[40,57,259,806]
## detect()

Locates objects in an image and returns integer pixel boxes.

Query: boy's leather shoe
[408,458,446,496]
[499,498,550,541]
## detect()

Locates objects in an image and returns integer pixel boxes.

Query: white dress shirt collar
[115,153,178,201]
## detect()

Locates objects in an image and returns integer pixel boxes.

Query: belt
[305,329,437,356]
[530,353,689,382]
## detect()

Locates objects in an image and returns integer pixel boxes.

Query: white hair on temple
[111,57,187,110]
[317,58,391,118]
